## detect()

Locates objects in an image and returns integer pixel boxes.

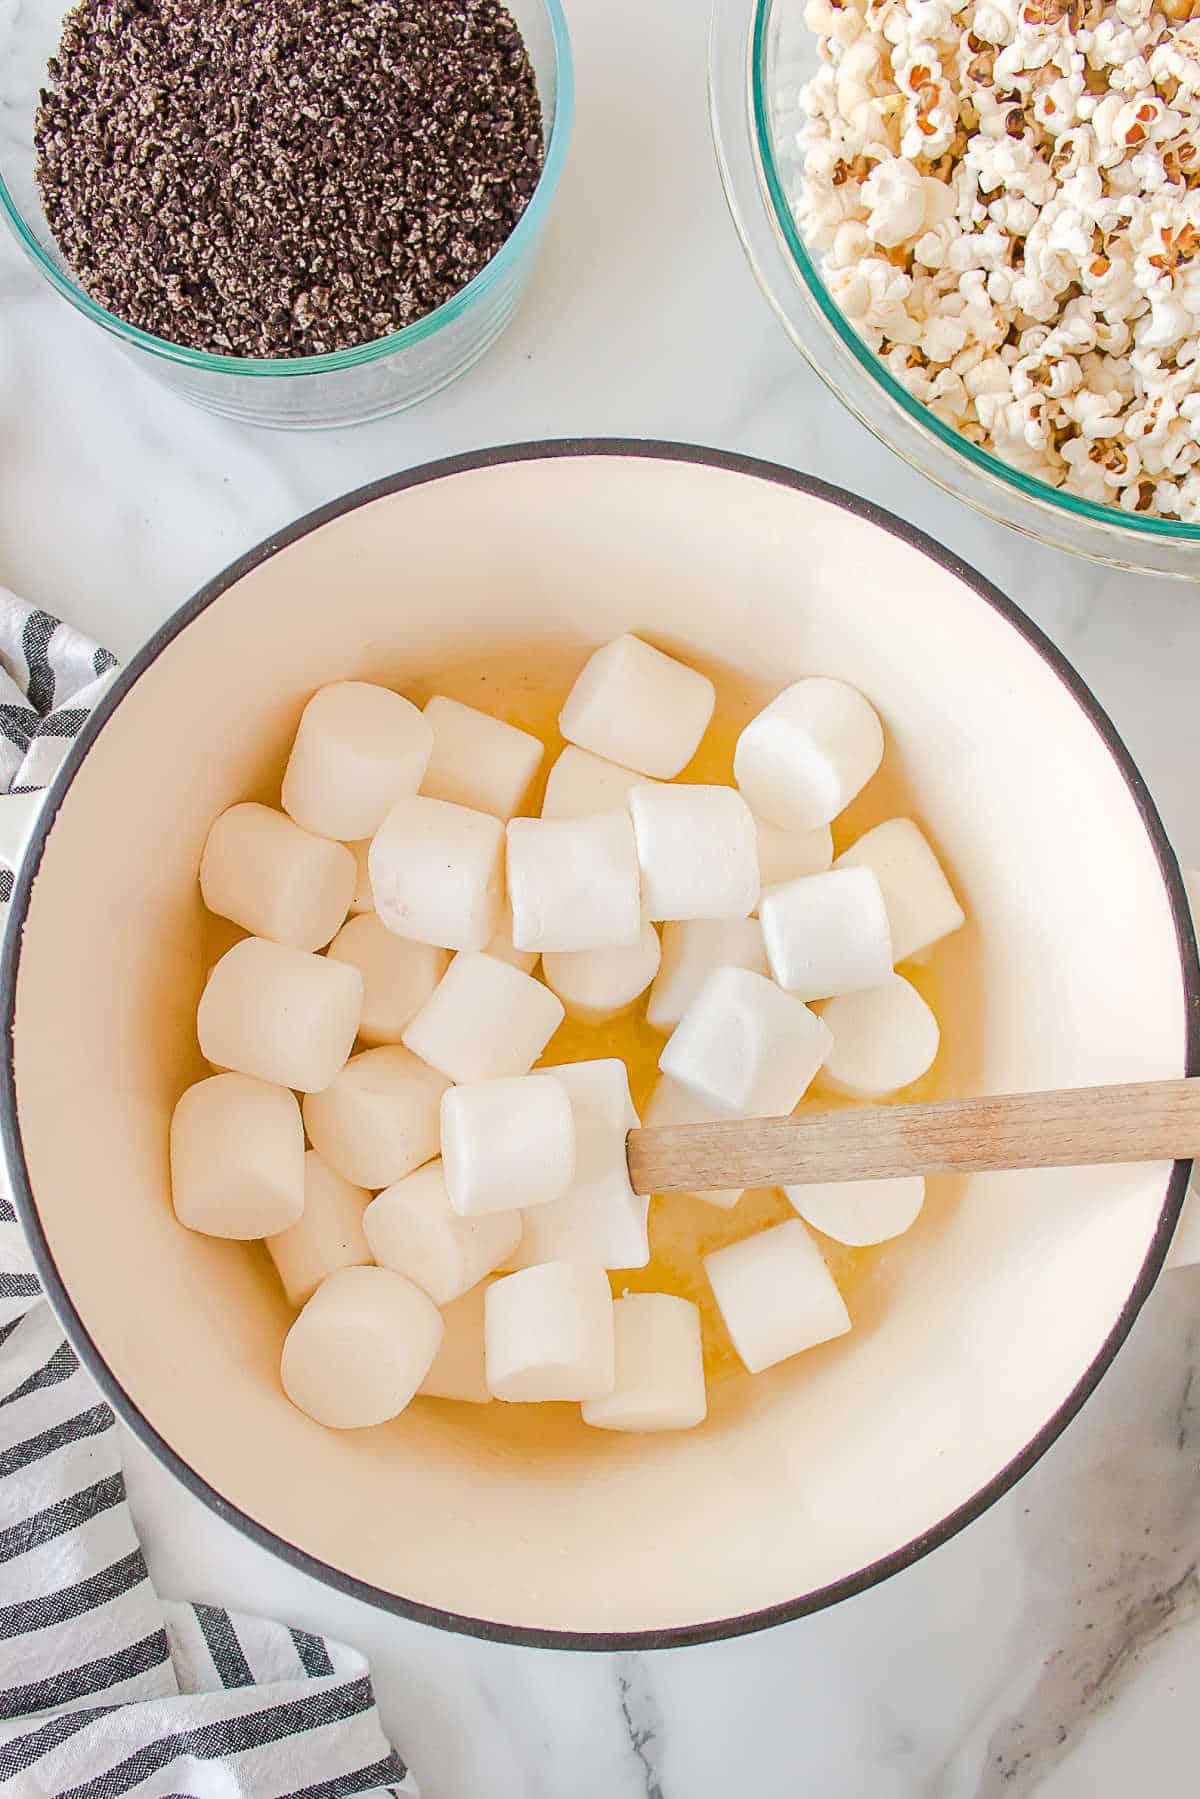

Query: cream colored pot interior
[9,451,1189,1638]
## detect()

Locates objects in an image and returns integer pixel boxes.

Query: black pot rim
[3,437,1196,1653]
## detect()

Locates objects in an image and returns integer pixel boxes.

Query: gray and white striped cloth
[0,591,117,912]
[0,596,415,1797]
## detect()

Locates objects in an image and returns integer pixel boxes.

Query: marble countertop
[3,0,1200,1793]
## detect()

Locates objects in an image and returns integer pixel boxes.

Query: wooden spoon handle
[625,1077,1200,1195]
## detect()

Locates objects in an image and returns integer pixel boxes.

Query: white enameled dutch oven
[3,443,1194,1647]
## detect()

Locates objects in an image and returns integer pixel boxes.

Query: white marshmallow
[540,745,652,819]
[420,696,544,820]
[660,967,832,1118]
[542,924,661,1024]
[402,952,564,1080]
[200,803,356,952]
[302,1046,449,1189]
[326,914,450,1045]
[442,1075,576,1217]
[280,1265,443,1428]
[485,1262,615,1402]
[785,1175,925,1246]
[364,1160,521,1305]
[506,812,641,953]
[734,677,884,832]
[760,866,893,1001]
[558,634,715,779]
[266,1151,373,1307]
[630,784,759,922]
[369,795,505,952]
[347,840,374,913]
[643,1076,743,1209]
[282,682,433,842]
[705,1219,851,1373]
[835,818,965,963]
[171,1073,304,1239]
[483,901,539,973]
[754,816,834,888]
[512,1060,648,1269]
[646,917,767,1032]
[817,974,940,1098]
[419,1282,492,1403]
[197,938,362,1093]
[582,1294,706,1432]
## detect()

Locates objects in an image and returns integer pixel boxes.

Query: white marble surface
[3,0,1200,1793]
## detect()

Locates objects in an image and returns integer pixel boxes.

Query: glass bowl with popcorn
[710,0,1200,573]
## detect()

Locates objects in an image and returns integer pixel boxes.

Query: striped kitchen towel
[0,599,414,1796]
[0,591,117,909]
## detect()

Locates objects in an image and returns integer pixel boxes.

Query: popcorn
[788,0,1200,516]
[863,157,928,246]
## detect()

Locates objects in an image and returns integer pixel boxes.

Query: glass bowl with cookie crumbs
[0,0,571,429]
[711,0,1200,575]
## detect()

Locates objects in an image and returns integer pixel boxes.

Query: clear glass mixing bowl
[0,0,572,430]
[709,0,1200,576]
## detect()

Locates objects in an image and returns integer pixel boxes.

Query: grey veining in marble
[3,0,1199,1793]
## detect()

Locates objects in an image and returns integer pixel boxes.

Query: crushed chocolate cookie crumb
[34,0,545,357]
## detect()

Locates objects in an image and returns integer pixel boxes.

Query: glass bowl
[0,0,572,430]
[709,0,1200,576]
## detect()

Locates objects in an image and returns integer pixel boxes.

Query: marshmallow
[760,866,893,1001]
[817,974,940,1098]
[754,817,834,888]
[734,678,884,832]
[266,1151,373,1307]
[559,634,715,779]
[835,818,965,962]
[197,938,362,1093]
[302,1046,449,1189]
[280,1265,443,1428]
[643,1076,743,1209]
[705,1219,851,1373]
[630,784,759,922]
[512,1059,649,1269]
[369,795,505,952]
[420,696,544,820]
[419,1282,492,1403]
[402,952,564,1080]
[171,1073,304,1239]
[542,924,661,1024]
[347,840,374,914]
[364,1160,521,1306]
[485,1262,616,1401]
[506,812,641,953]
[483,901,539,973]
[646,917,767,1032]
[785,1176,925,1246]
[199,803,356,952]
[541,745,652,819]
[442,1075,576,1217]
[282,682,433,842]
[582,1294,706,1432]
[660,967,832,1118]
[326,915,450,1045]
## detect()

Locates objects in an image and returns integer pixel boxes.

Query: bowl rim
[3,438,1196,1652]
[744,0,1200,546]
[0,0,573,378]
